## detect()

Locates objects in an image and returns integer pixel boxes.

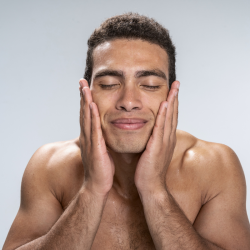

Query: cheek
[141,92,168,115]
[91,91,114,124]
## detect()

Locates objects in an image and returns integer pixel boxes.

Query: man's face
[90,39,169,153]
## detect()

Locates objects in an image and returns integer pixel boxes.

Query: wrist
[81,180,111,199]
[137,180,167,197]
[137,184,169,204]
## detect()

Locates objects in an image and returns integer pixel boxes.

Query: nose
[115,85,142,112]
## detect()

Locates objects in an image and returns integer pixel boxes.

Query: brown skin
[3,39,250,250]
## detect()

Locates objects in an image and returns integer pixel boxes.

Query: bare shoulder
[177,129,241,168]
[176,130,246,203]
[176,132,250,248]
[24,137,84,207]
[3,138,84,250]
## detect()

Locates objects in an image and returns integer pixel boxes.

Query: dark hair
[84,12,176,89]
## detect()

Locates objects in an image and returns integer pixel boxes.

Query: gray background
[1,0,249,246]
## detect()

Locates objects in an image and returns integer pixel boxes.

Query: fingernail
[175,91,178,97]
[165,102,168,108]
[82,88,85,95]
[90,103,92,109]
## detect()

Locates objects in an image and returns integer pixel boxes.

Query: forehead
[92,39,169,74]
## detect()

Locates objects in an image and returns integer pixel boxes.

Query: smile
[111,118,147,130]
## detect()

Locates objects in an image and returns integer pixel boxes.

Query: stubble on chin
[104,130,152,154]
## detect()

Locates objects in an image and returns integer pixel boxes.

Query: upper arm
[3,145,64,250]
[193,145,250,250]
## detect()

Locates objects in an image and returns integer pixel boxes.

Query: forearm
[16,186,108,250]
[140,189,224,250]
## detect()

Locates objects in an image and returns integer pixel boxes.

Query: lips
[111,118,147,124]
[111,118,147,130]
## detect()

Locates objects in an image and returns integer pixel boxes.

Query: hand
[134,81,180,195]
[79,79,115,196]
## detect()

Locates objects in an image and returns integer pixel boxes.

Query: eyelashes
[100,84,117,89]
[143,86,160,90]
[100,84,160,90]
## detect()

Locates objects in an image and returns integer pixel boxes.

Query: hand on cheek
[78,78,115,196]
[134,81,180,195]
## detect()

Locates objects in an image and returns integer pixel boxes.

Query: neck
[108,148,142,200]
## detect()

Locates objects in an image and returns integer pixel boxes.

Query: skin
[3,39,250,250]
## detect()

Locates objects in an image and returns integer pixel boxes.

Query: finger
[79,79,93,144]
[149,100,168,149]
[164,81,179,141]
[79,81,85,132]
[79,79,88,115]
[79,78,90,106]
[79,78,89,88]
[170,81,180,133]
[171,87,179,140]
[90,102,105,150]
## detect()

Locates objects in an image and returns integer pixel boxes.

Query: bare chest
[60,152,204,249]
[90,186,202,250]
[92,201,155,250]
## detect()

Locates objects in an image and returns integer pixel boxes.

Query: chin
[105,135,150,154]
[102,124,153,154]
[108,143,146,154]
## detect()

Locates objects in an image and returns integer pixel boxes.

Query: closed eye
[143,85,160,89]
[100,84,118,89]
[99,84,160,90]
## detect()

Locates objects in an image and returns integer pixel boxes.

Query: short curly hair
[84,12,176,89]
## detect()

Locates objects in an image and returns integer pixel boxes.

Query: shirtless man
[3,13,250,250]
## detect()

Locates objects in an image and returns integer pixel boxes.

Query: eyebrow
[93,70,124,80]
[135,69,167,80]
[93,69,167,81]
